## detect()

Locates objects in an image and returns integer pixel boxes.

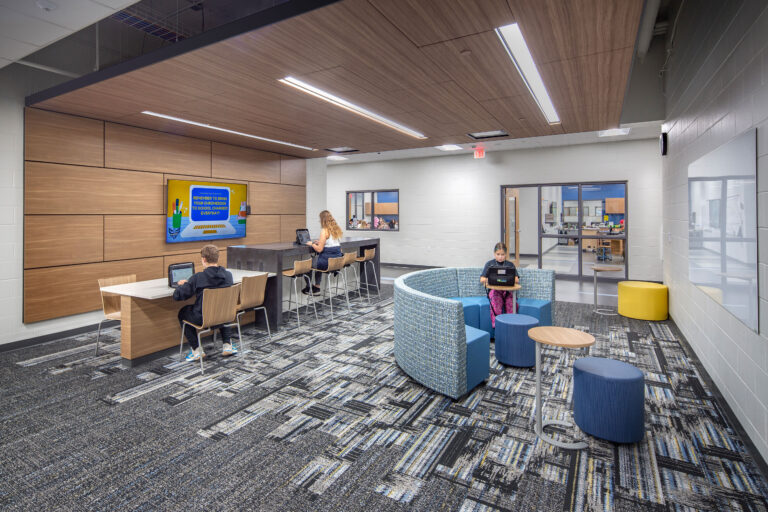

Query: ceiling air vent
[467,130,508,140]
[326,146,359,153]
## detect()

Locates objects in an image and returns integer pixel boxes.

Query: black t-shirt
[481,259,518,280]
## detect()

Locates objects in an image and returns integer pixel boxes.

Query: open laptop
[168,262,195,288]
[295,228,311,245]
[487,266,516,286]
[179,185,236,238]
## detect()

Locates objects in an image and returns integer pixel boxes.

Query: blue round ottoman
[494,314,538,367]
[573,357,645,443]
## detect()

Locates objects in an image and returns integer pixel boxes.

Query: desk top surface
[229,236,379,252]
[486,283,521,291]
[100,269,273,300]
[527,326,595,348]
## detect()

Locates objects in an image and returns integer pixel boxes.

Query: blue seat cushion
[573,357,645,443]
[451,296,492,336]
[465,325,490,393]
[452,298,480,329]
[518,298,552,326]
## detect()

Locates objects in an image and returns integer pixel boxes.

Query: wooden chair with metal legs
[95,274,136,355]
[313,256,349,321]
[355,248,380,302]
[341,251,363,302]
[178,284,242,375]
[236,274,272,345]
[282,258,318,328]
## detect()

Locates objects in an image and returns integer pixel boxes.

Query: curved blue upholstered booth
[573,357,645,443]
[394,268,490,399]
[494,314,538,367]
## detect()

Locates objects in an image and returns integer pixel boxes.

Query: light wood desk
[101,269,273,364]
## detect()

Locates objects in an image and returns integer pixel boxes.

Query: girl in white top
[304,210,343,294]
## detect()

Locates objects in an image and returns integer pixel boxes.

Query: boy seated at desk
[174,245,236,361]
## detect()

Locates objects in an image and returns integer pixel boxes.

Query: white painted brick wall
[323,139,662,281]
[662,0,768,461]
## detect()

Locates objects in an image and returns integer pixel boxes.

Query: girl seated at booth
[480,242,519,328]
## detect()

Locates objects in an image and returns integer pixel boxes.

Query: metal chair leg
[179,323,186,361]
[197,332,204,375]
[235,321,243,353]
[95,319,104,355]
[368,260,381,298]
[305,274,318,321]
[257,306,272,340]
[293,278,301,328]
[341,269,351,313]
[325,273,333,321]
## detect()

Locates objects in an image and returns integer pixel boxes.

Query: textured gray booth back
[393,267,555,399]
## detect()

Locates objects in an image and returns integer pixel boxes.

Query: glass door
[505,188,520,265]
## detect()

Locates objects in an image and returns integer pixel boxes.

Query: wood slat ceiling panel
[30,0,644,156]
[369,0,515,47]
[507,0,644,64]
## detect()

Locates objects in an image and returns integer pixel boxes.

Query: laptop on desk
[295,228,311,245]
[168,262,195,288]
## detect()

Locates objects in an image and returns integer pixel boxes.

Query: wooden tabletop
[592,265,623,272]
[527,326,596,348]
[100,269,273,300]
[486,283,521,291]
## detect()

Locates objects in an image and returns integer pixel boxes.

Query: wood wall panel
[280,214,307,243]
[104,215,246,260]
[280,157,306,186]
[105,123,212,176]
[25,109,104,167]
[249,183,305,214]
[212,143,280,183]
[163,249,227,273]
[23,257,164,323]
[24,215,103,269]
[241,215,281,244]
[25,162,163,215]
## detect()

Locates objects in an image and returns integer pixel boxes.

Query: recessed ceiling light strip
[141,111,317,151]
[495,24,560,125]
[279,76,427,139]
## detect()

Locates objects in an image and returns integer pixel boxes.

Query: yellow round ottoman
[618,281,668,321]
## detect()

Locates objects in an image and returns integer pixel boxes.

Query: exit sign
[474,147,485,159]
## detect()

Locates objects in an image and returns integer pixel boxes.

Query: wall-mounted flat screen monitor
[688,128,757,331]
[166,179,247,243]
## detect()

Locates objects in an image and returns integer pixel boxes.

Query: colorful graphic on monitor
[166,180,247,243]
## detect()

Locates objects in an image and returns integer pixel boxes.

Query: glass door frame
[500,181,629,281]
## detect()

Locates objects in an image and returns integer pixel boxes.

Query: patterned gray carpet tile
[2,290,768,511]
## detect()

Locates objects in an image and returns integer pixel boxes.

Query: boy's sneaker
[222,343,238,357]
[185,348,204,362]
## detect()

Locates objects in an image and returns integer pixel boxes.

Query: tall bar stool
[313,256,349,321]
[356,248,380,302]
[282,258,317,328]
[341,251,363,302]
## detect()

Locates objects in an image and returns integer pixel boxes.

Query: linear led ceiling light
[598,128,631,137]
[279,76,427,139]
[495,23,560,125]
[141,111,317,151]
[435,144,462,151]
[327,155,348,161]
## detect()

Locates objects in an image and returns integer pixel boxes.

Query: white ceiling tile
[90,0,140,11]
[0,0,114,31]
[0,7,70,46]
[0,34,41,61]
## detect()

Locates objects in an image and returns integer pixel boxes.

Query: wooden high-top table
[592,265,622,315]
[527,326,595,449]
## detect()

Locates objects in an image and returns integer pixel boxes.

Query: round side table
[527,326,596,450]
[592,265,622,315]
[485,283,521,314]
